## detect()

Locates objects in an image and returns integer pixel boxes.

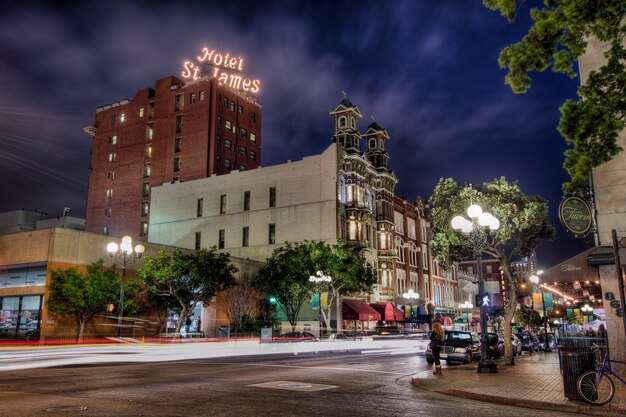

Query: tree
[137,248,237,334]
[323,242,377,332]
[48,260,119,341]
[253,241,376,332]
[223,273,260,336]
[430,177,555,365]
[483,0,626,192]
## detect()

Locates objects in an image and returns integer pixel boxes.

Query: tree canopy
[484,0,626,192]
[253,241,376,331]
[48,260,119,341]
[430,177,554,365]
[137,247,237,333]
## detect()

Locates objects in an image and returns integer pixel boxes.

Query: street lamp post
[452,204,500,373]
[403,289,420,322]
[459,301,473,330]
[309,271,332,336]
[530,271,550,352]
[107,236,145,338]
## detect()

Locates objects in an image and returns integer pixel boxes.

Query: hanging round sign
[559,195,593,236]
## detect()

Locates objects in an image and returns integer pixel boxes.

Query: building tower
[83,75,262,242]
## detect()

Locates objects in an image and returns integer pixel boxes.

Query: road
[0,342,581,417]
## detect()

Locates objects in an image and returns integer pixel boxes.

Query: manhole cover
[249,380,338,392]
[46,406,88,413]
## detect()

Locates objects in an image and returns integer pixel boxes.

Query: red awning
[370,302,406,322]
[343,299,382,321]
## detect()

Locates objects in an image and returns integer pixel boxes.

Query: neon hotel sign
[182,47,261,93]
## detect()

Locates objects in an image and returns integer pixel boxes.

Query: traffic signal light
[269,296,277,304]
[475,293,492,307]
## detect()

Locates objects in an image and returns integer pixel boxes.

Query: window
[240,146,246,156]
[106,189,113,198]
[175,94,184,111]
[142,182,150,197]
[244,191,250,211]
[104,207,111,217]
[250,133,256,143]
[112,114,116,125]
[103,225,110,235]
[239,165,246,171]
[145,144,152,158]
[238,105,243,114]
[486,265,493,274]
[422,251,429,270]
[220,194,227,214]
[225,120,232,130]
[251,112,256,122]
[139,108,144,118]
[143,162,151,177]
[140,221,148,236]
[223,97,228,108]
[195,232,202,250]
[197,198,203,217]
[146,123,153,140]
[217,116,222,126]
[240,128,247,138]
[224,159,231,169]
[108,153,116,162]
[176,115,183,133]
[199,90,205,101]
[216,155,221,167]
[339,116,347,128]
[141,202,149,216]
[107,171,115,180]
[269,187,276,207]
[175,137,182,152]
[218,229,225,249]
[190,93,196,104]
[174,156,182,172]
[224,139,231,150]
[120,113,125,123]
[242,227,249,247]
[250,150,256,161]
[110,135,117,145]
[268,224,276,244]
[217,135,221,144]
[230,101,235,112]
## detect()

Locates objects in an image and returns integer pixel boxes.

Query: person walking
[429,321,445,375]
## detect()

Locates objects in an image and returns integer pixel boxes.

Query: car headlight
[454,347,467,353]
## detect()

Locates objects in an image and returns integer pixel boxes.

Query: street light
[530,270,550,352]
[459,302,474,330]
[451,203,500,373]
[107,236,145,338]
[309,271,332,335]
[403,289,420,321]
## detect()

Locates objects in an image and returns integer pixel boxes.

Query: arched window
[339,116,347,128]
[369,139,376,149]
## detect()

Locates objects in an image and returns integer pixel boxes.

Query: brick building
[84,75,262,242]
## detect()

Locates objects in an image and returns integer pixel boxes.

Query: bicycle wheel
[577,370,615,405]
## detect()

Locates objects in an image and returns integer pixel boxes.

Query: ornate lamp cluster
[107,236,145,338]
[451,203,500,373]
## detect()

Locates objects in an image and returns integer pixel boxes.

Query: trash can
[558,345,595,400]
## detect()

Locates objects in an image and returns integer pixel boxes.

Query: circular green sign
[559,196,592,236]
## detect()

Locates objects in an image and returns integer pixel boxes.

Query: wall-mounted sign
[182,47,261,93]
[559,195,593,236]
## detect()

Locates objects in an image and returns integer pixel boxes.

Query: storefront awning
[369,302,405,322]
[342,299,381,321]
[540,247,601,301]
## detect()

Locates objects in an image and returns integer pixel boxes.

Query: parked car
[425,330,481,365]
[511,334,523,356]
[480,333,504,359]
[516,333,538,353]
[276,331,319,342]
[537,333,556,351]
[320,332,350,341]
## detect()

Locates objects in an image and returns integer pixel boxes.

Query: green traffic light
[269,296,277,304]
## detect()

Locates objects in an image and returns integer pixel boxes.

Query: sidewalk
[411,352,625,416]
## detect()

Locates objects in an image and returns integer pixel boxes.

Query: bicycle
[577,345,625,405]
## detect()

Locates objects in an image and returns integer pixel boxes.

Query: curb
[436,388,625,417]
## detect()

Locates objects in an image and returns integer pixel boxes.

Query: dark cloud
[0,0,589,265]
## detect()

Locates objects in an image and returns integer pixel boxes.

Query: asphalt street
[0,348,583,417]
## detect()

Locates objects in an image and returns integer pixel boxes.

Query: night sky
[0,0,590,266]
